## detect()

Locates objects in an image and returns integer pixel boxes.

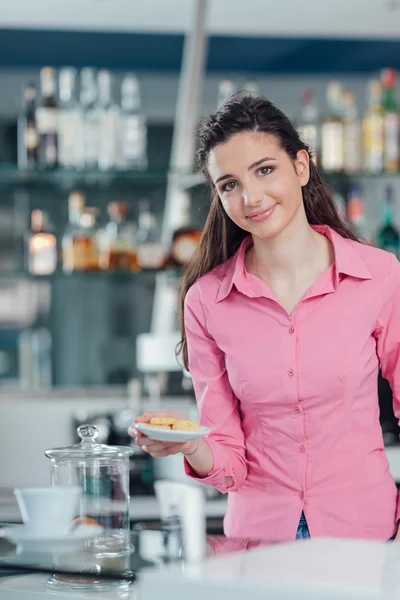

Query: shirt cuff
[184,437,233,494]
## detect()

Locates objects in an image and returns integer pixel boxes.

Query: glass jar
[45,424,133,558]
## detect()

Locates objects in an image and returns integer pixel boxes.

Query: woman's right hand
[128,411,199,458]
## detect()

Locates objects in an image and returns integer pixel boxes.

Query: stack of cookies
[148,417,200,432]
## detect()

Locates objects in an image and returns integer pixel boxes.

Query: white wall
[0,0,399,39]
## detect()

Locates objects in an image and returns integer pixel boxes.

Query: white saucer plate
[135,423,210,443]
[0,524,102,552]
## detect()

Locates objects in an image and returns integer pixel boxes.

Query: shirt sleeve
[374,255,400,523]
[183,283,248,494]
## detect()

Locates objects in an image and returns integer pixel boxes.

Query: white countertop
[139,537,400,600]
[3,537,400,600]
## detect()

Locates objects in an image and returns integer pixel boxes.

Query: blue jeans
[296,512,310,540]
[295,512,397,541]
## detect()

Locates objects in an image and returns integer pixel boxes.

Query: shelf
[0,165,169,188]
[0,165,210,190]
[0,268,183,282]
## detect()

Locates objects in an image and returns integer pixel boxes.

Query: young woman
[131,94,400,543]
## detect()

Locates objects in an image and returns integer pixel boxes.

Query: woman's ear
[295,149,310,187]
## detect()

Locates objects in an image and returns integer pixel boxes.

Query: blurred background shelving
[2,0,400,393]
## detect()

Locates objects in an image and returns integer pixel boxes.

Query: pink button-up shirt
[184,225,400,542]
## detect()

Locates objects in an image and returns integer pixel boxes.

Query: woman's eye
[257,166,273,176]
[222,181,237,193]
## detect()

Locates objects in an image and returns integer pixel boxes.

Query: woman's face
[207,131,310,241]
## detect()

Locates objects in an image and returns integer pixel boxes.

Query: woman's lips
[247,204,277,223]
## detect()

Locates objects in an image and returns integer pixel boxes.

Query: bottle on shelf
[297,89,319,166]
[80,67,99,170]
[363,79,384,175]
[79,207,101,271]
[321,81,344,173]
[57,67,84,170]
[17,83,38,170]
[381,68,400,174]
[36,67,59,169]
[165,205,202,268]
[135,199,165,269]
[25,209,57,275]
[98,202,140,272]
[97,70,120,171]
[118,74,148,170]
[342,89,362,174]
[217,79,236,108]
[347,184,370,242]
[376,185,400,257]
[62,190,95,273]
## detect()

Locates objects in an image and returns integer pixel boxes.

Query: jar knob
[77,424,99,444]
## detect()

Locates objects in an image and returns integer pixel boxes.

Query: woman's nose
[242,188,263,207]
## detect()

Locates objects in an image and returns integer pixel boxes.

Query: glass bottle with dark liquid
[62,191,99,273]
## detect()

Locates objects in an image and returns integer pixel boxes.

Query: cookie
[150,417,177,426]
[172,420,200,432]
[148,424,172,430]
[72,516,102,528]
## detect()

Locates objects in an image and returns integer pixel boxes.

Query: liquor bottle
[98,202,140,272]
[363,79,384,174]
[297,89,319,165]
[17,83,38,170]
[36,67,59,169]
[62,191,90,273]
[376,185,400,257]
[342,89,362,174]
[217,79,236,108]
[57,67,84,169]
[80,68,99,169]
[165,205,201,268]
[136,200,164,269]
[79,208,100,271]
[321,81,344,173]
[347,184,369,240]
[381,68,400,173]
[25,209,57,275]
[97,70,119,171]
[118,74,148,170]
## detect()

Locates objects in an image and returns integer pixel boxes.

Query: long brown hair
[178,93,358,370]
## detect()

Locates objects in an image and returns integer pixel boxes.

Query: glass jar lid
[45,424,133,460]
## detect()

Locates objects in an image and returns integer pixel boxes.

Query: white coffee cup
[14,486,81,537]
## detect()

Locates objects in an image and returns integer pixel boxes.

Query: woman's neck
[246,214,333,284]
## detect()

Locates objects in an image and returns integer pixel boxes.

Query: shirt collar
[216,225,372,303]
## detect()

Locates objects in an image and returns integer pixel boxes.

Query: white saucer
[135,422,210,443]
[0,524,102,552]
